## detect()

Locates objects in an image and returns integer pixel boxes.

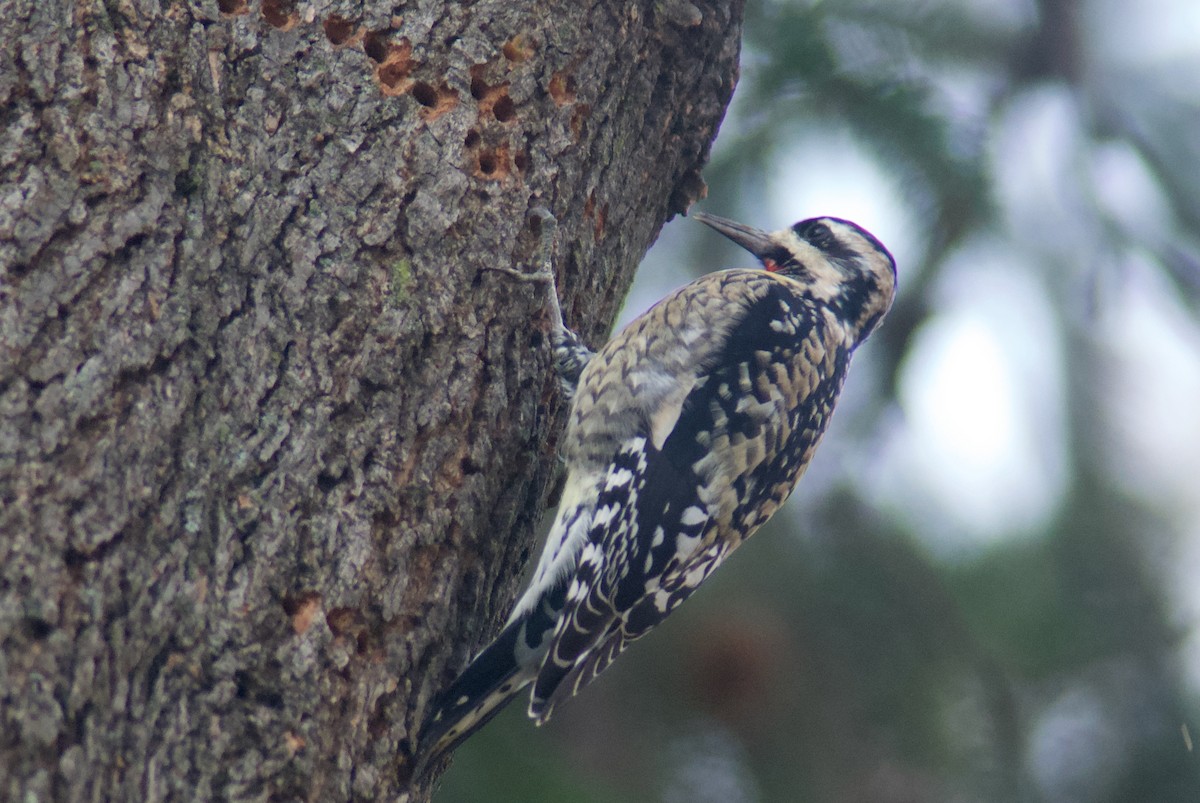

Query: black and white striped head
[693,211,897,344]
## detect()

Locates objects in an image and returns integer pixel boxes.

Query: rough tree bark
[0,0,741,799]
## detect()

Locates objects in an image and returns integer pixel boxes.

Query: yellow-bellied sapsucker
[417,209,896,766]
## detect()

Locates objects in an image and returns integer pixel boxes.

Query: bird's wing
[527,431,710,722]
[529,279,841,722]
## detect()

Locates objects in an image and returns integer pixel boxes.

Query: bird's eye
[806,223,833,249]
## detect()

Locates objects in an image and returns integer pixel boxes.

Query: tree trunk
[0,0,741,799]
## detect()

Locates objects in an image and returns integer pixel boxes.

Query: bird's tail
[416,616,533,772]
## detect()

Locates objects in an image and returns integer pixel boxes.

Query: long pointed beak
[691,212,774,259]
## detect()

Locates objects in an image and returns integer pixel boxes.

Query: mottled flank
[419,213,896,765]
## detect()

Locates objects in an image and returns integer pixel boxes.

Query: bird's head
[693,211,897,344]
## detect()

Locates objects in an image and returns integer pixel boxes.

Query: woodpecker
[417,209,896,769]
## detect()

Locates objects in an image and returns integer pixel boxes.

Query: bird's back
[569,268,852,538]
[524,268,857,717]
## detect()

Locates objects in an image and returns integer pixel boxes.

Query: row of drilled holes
[218,2,544,179]
[217,3,525,126]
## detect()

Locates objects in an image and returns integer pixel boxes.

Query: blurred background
[438,0,1200,799]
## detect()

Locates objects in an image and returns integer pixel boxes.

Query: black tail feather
[415,617,531,773]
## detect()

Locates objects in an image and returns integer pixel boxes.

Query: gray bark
[0,0,741,799]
